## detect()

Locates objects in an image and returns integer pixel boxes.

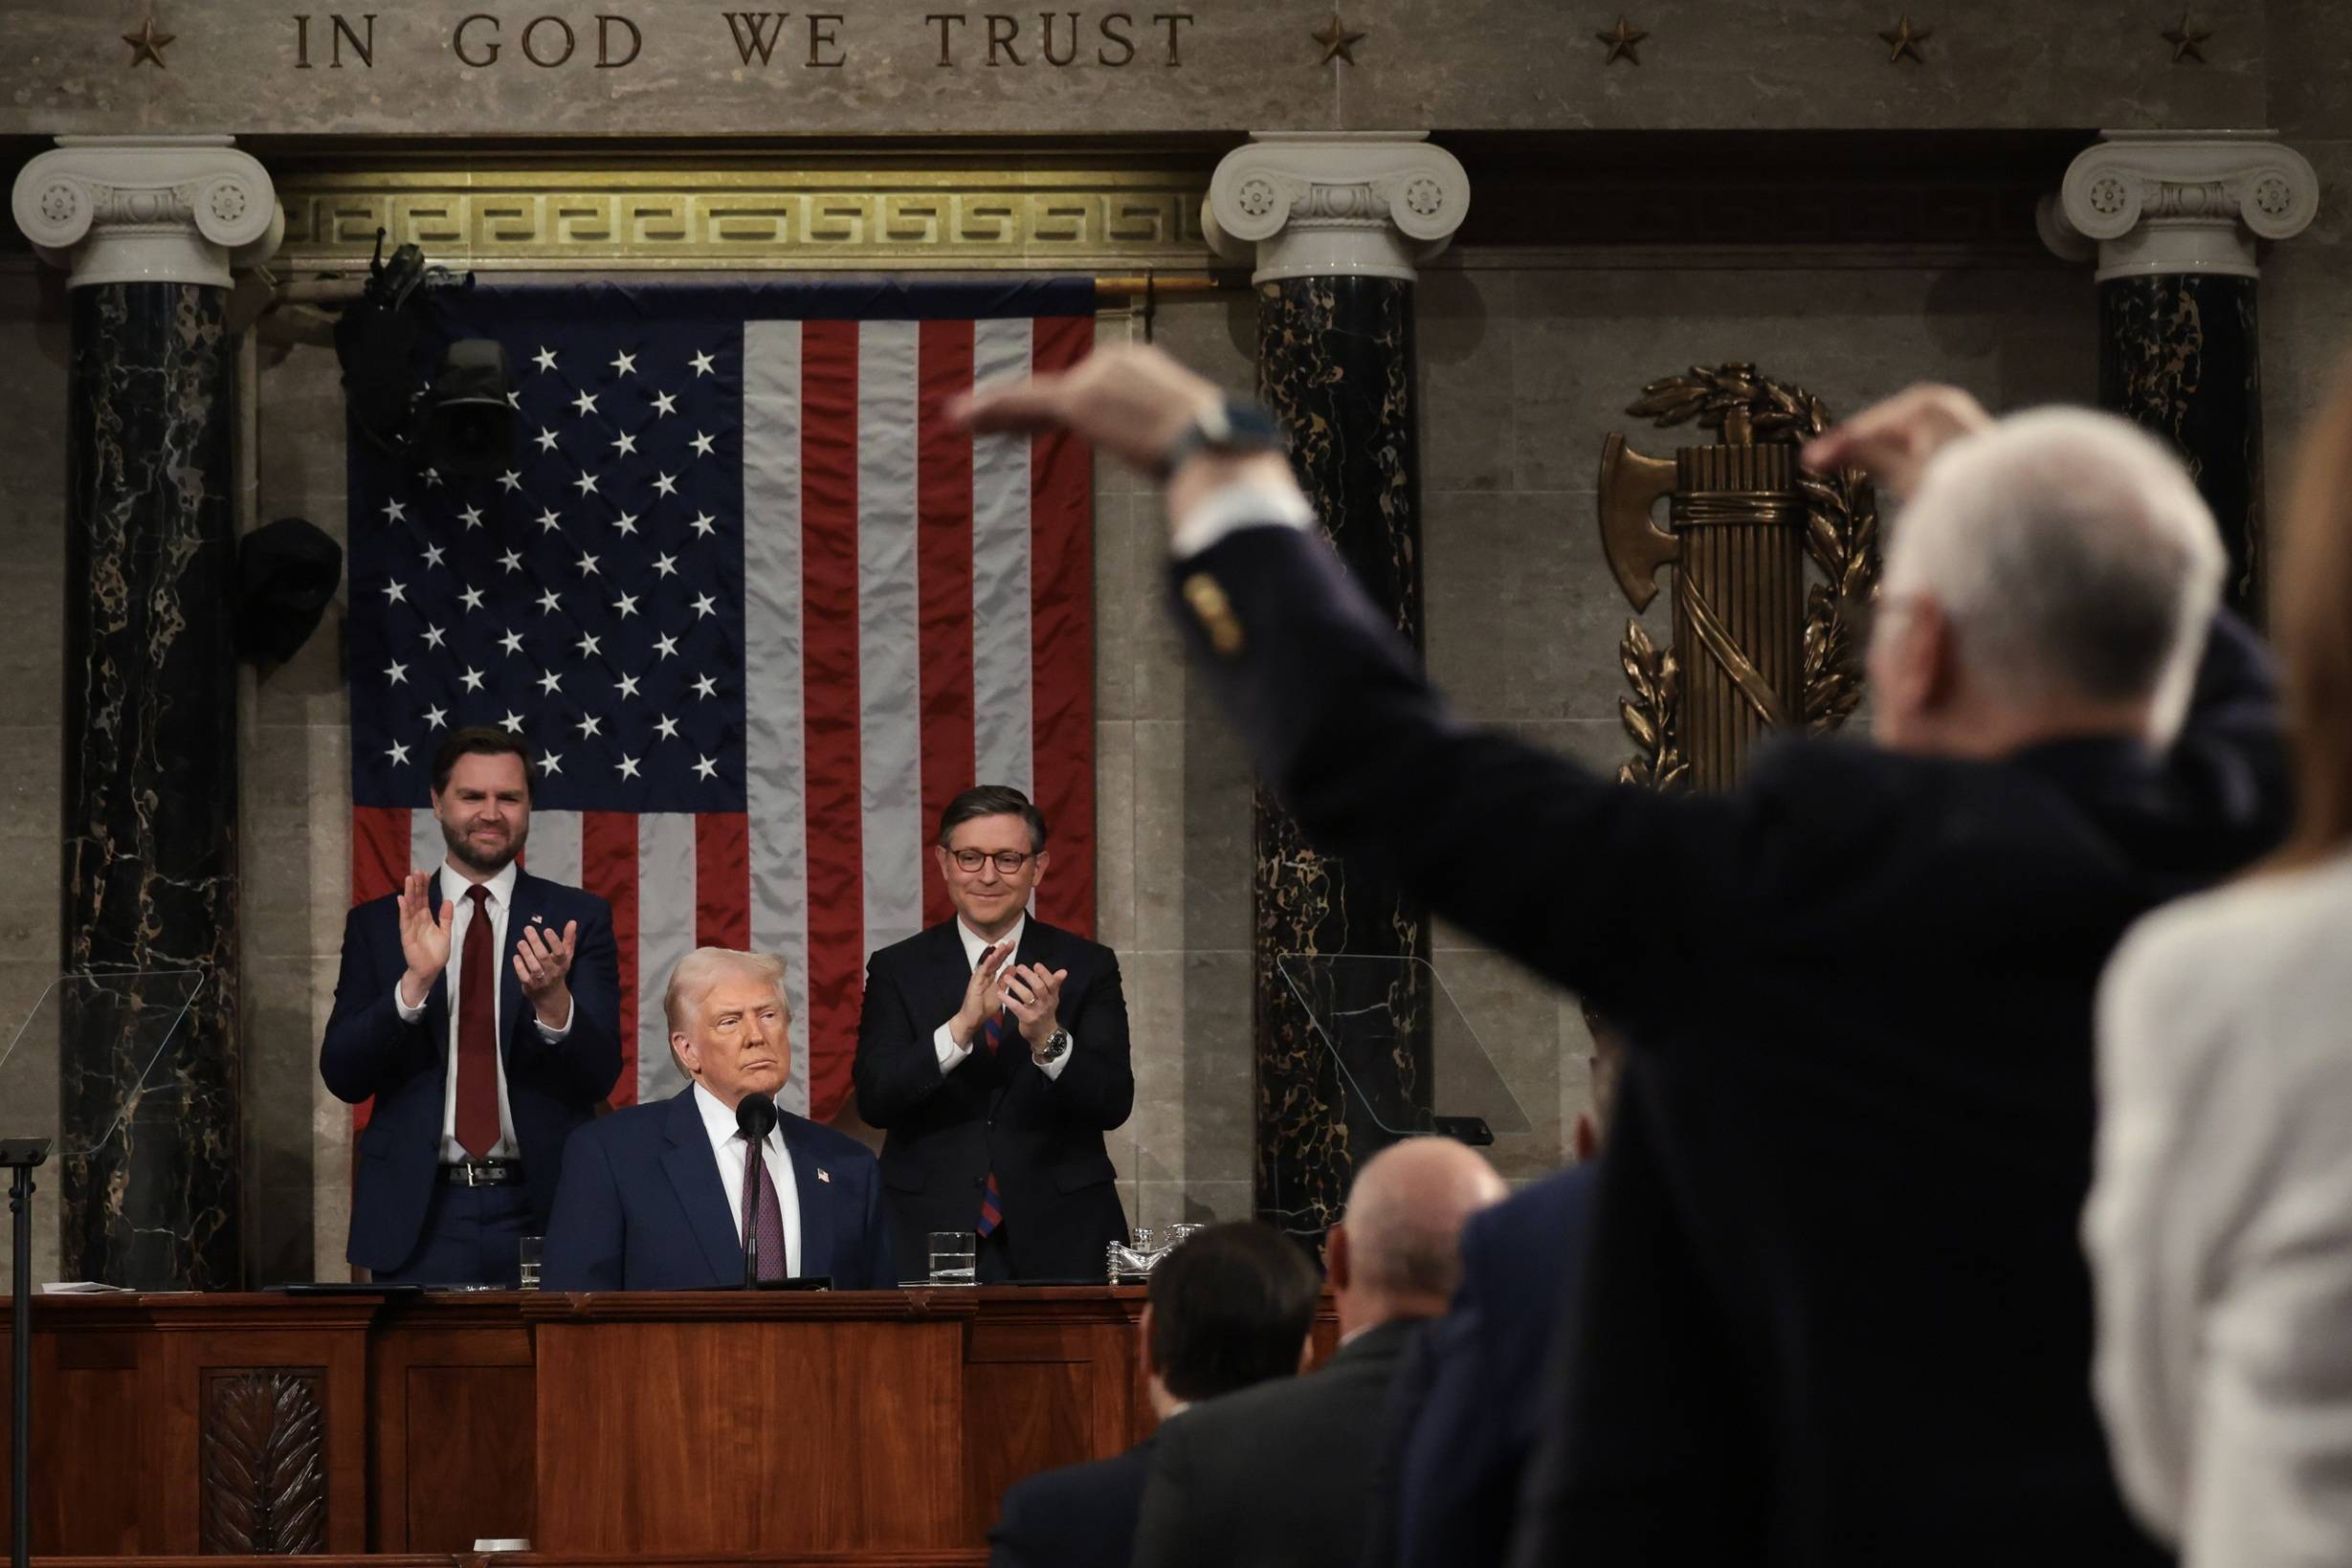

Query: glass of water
[927,1230,978,1285]
[518,1235,544,1291]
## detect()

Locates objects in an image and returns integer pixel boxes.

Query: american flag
[346,279,1098,1122]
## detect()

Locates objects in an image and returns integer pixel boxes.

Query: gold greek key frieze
[274,168,1211,269]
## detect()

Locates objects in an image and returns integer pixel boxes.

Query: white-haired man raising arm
[954,355,2290,1568]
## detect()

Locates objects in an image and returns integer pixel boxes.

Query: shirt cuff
[934,1021,974,1075]
[392,980,427,1024]
[1169,478,1317,561]
[534,994,575,1040]
[1037,1031,1076,1082]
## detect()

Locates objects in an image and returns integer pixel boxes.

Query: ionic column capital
[12,135,282,289]
[1205,133,1469,284]
[2044,131,2318,281]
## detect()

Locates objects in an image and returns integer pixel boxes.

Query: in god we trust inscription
[284,8,1198,71]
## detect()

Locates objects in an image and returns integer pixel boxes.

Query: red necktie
[742,1139,788,1282]
[977,1006,1013,1236]
[455,884,499,1159]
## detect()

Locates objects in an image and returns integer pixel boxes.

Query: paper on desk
[40,1281,134,1293]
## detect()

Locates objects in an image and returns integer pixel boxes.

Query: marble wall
[0,264,70,1296]
[2259,0,2352,496]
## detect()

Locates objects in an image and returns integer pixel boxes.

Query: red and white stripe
[352,310,1096,1124]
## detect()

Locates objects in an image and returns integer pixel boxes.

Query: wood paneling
[0,1285,1335,1558]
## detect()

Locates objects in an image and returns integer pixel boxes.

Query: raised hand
[951,343,1223,475]
[1003,963,1070,1049]
[396,871,455,1009]
[512,919,580,1027]
[951,942,1014,1048]
[1801,384,1994,503]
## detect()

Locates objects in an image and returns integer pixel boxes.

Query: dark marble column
[2052,135,2319,620]
[2099,275,2263,609]
[1253,276,1429,1239]
[1208,136,1469,1242]
[14,139,280,1289]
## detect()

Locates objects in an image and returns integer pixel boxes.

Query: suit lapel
[780,1115,832,1280]
[420,879,455,1050]
[499,868,544,1061]
[659,1089,743,1286]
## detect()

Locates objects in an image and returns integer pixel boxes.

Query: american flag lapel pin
[529,913,544,924]
[816,1167,832,1183]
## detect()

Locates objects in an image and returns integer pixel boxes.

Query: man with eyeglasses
[853,784,1136,1282]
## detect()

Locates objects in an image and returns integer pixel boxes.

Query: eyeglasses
[947,848,1035,874]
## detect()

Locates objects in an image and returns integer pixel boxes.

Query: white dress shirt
[692,1081,802,1276]
[2088,850,2352,1567]
[391,860,573,1163]
[930,916,1074,1081]
[1169,476,1317,560]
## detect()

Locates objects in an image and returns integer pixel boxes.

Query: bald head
[1338,1138,1507,1307]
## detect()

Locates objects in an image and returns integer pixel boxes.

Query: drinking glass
[927,1230,978,1285]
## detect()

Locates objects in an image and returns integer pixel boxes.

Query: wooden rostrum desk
[0,1286,1340,1561]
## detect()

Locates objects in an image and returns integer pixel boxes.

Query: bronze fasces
[1595,364,1880,792]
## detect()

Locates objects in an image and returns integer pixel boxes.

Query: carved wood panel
[198,1367,329,1555]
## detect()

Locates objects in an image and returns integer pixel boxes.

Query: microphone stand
[734,1093,777,1291]
[741,1137,760,1290]
[2,1137,51,1568]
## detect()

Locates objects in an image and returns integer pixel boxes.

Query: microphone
[736,1093,778,1289]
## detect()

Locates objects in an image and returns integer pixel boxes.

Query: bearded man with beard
[323,726,623,1285]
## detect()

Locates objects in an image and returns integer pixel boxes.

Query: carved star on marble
[1596,16,1647,65]
[1878,15,1930,63]
[2161,11,2210,62]
[122,15,175,68]
[1311,12,1366,64]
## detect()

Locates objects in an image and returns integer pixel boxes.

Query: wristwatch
[1153,394,1287,481]
[1033,1027,1073,1064]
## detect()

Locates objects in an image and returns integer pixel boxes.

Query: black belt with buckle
[440,1159,524,1187]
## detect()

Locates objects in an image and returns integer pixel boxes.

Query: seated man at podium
[542,948,897,1291]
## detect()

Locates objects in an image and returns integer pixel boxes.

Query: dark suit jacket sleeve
[320,903,435,1104]
[987,1477,1044,1568]
[2167,608,2289,827]
[1395,1300,1503,1568]
[1361,1326,1440,1568]
[1048,951,1136,1131]
[1172,525,1750,1013]
[852,949,951,1128]
[860,1159,899,1290]
[541,1121,625,1291]
[1128,1415,1207,1568]
[510,895,624,1106]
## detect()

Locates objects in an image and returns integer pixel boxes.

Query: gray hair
[663,947,790,1038]
[1886,407,2224,743]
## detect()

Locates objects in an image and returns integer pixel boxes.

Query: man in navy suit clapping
[322,727,622,1286]
[543,947,897,1291]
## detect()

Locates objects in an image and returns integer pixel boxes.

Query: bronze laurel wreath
[1613,363,1880,788]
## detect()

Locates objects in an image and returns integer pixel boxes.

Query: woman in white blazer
[2088,371,2352,1567]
